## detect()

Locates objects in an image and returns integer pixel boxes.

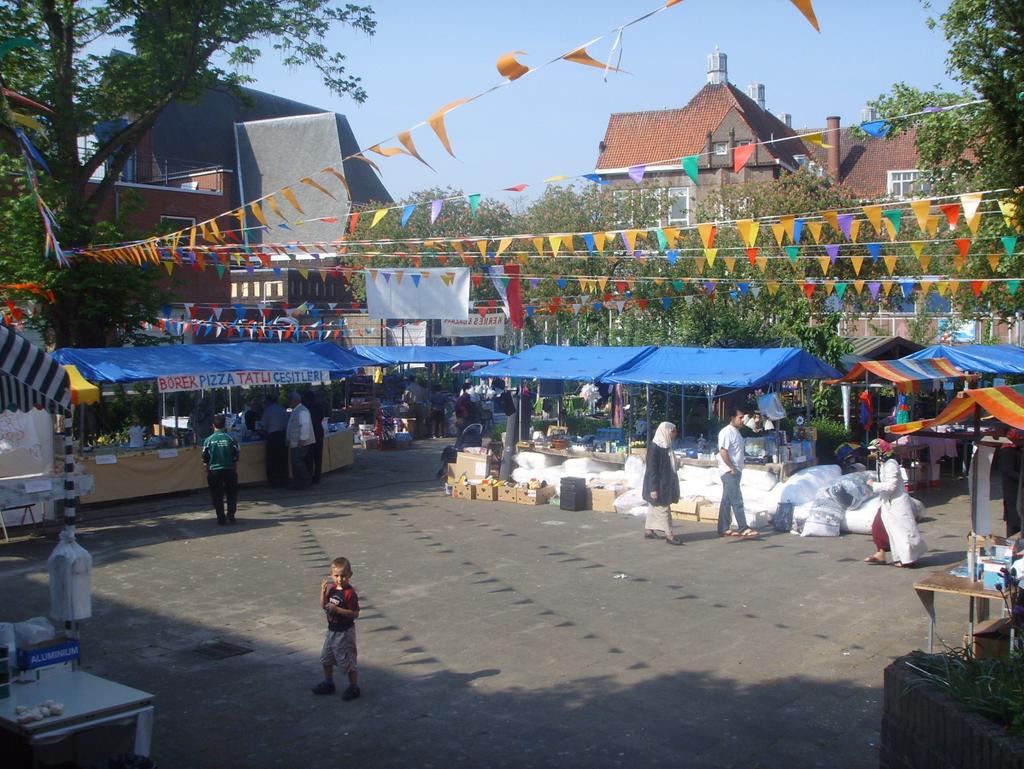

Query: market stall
[905,343,1024,376]
[51,342,358,504]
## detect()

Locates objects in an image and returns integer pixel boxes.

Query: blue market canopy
[602,347,841,388]
[52,342,358,384]
[473,345,657,381]
[0,325,72,413]
[904,344,1024,375]
[352,345,508,365]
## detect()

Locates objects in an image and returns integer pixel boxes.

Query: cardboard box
[452,483,476,501]
[517,485,556,505]
[474,484,499,502]
[451,450,490,482]
[671,510,700,522]
[17,637,80,670]
[670,497,706,515]
[498,486,519,503]
[698,501,720,523]
[971,617,1011,660]
[589,486,624,513]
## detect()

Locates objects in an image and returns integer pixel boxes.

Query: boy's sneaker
[311,681,336,695]
[341,684,361,701]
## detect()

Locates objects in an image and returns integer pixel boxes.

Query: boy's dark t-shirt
[325,584,360,632]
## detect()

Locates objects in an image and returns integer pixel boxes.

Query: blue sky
[233,0,957,203]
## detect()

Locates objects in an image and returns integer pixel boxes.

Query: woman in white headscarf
[642,422,683,545]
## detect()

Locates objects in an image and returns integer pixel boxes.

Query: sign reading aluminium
[157,369,331,393]
[441,314,506,337]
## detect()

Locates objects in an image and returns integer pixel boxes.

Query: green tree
[0,1,375,346]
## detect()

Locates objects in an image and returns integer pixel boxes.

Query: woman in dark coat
[642,421,683,545]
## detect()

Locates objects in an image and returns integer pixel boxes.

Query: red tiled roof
[803,127,921,197]
[595,82,807,171]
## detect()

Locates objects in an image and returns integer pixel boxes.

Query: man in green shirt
[202,413,240,525]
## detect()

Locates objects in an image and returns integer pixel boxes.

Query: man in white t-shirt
[717,406,757,538]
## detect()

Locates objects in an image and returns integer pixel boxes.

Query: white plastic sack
[47,530,92,621]
[511,467,535,485]
[514,451,561,470]
[562,457,615,475]
[679,464,720,485]
[745,483,783,515]
[624,455,646,490]
[598,470,628,484]
[758,392,787,420]
[627,505,651,518]
[614,487,645,514]
[910,496,925,521]
[779,465,842,505]
[843,497,880,534]
[740,470,778,492]
[14,617,55,647]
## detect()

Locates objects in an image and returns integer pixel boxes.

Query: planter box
[881,654,1024,769]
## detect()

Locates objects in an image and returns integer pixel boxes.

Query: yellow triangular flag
[281,187,305,214]
[623,230,638,253]
[427,97,472,157]
[693,257,705,275]
[477,239,489,258]
[920,281,933,296]
[767,281,780,296]
[948,281,960,296]
[756,256,768,273]
[936,282,948,296]
[822,210,839,233]
[549,236,562,257]
[781,215,796,242]
[370,208,388,228]
[662,227,680,249]
[770,222,787,246]
[966,212,982,235]
[704,248,717,267]
[594,232,607,254]
[849,219,862,244]
[881,281,895,296]
[926,214,941,238]
[265,195,286,221]
[532,237,545,257]
[911,199,932,232]
[999,200,1019,230]
[496,238,513,258]
[803,132,831,148]
[824,280,836,294]
[853,280,865,295]
[736,219,759,248]
[163,261,174,275]
[960,192,983,222]
[850,256,864,276]
[862,204,882,235]
[988,253,1001,271]
[806,221,824,244]
[298,267,309,280]
[883,218,898,242]
[597,277,609,292]
[953,253,967,272]
[249,202,268,227]
[723,256,737,273]
[817,256,830,275]
[910,242,925,260]
[883,255,898,274]
[563,233,575,254]
[919,254,932,272]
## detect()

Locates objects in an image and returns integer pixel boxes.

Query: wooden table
[914,562,1004,653]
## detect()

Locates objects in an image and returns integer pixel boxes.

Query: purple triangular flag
[868,282,881,300]
[825,244,840,264]
[628,165,646,184]
[837,213,854,241]
[430,200,443,224]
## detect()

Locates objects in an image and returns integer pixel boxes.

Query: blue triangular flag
[583,233,595,253]
[867,243,881,261]
[861,120,891,138]
[666,249,678,266]
[411,274,422,287]
[400,204,415,227]
[581,174,609,185]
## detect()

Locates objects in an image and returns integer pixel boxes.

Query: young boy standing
[312,556,361,700]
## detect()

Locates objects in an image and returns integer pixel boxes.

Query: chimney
[706,47,727,85]
[746,83,766,110]
[826,115,841,180]
[861,105,878,123]
[778,112,792,128]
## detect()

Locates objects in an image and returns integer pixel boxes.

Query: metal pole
[645,384,652,443]
[680,387,686,438]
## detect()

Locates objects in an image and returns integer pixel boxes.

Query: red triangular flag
[734,143,756,173]
[746,247,758,266]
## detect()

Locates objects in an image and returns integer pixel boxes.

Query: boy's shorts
[320,628,358,673]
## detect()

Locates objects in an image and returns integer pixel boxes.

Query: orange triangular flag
[789,0,821,31]
[427,97,473,157]
[883,255,898,274]
[697,223,716,249]
[397,131,434,170]
[736,219,759,247]
[920,281,933,296]
[853,280,865,295]
[817,256,830,275]
[497,50,530,80]
[911,199,932,232]
[756,256,768,273]
[881,281,895,296]
[733,143,755,173]
[849,219,862,244]
[562,46,626,73]
[622,230,639,253]
[805,221,824,244]
[770,222,787,246]
[723,256,737,273]
[862,204,882,235]
[882,218,898,242]
[988,253,1001,271]
[477,239,489,259]
[281,187,305,215]
[926,215,941,238]
[822,210,839,234]
[249,202,268,227]
[532,237,545,257]
[301,176,335,200]
[693,257,705,275]
[662,227,680,249]
[496,238,513,258]
[265,195,286,221]
[965,212,982,235]
[594,232,607,254]
[850,256,864,276]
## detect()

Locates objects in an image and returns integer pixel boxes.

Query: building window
[252,282,261,298]
[231,283,238,298]
[666,187,690,226]
[160,215,196,229]
[887,170,930,199]
[241,283,249,298]
[713,142,729,155]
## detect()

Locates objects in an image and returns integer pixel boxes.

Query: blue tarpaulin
[352,345,507,365]
[602,347,841,388]
[304,342,377,372]
[473,345,657,381]
[53,343,363,383]
[904,344,1024,375]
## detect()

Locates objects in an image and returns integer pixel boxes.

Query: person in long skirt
[642,422,683,546]
[864,439,927,567]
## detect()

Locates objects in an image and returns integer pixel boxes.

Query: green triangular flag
[655,229,668,252]
[882,209,902,235]
[468,193,481,217]
[215,264,225,278]
[1002,236,1018,256]
[1008,279,1020,295]
[681,155,699,185]
[834,282,847,299]
[785,245,800,264]
[672,280,686,292]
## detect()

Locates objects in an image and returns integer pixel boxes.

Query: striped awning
[890,385,1024,434]
[827,357,969,393]
[0,324,72,413]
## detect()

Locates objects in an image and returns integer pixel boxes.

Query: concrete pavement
[0,442,979,768]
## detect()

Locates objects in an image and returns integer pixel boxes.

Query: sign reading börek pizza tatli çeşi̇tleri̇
[156,369,331,393]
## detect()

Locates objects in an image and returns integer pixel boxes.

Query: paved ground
[1,442,983,768]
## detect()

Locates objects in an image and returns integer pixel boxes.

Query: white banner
[441,314,506,338]
[364,267,469,320]
[157,369,331,393]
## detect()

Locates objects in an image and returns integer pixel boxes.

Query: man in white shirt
[717,406,757,538]
[286,391,314,489]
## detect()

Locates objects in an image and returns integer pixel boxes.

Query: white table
[0,671,153,767]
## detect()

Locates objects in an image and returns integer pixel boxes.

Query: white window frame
[160,215,196,229]
[713,142,729,156]
[666,186,690,226]
[887,169,929,199]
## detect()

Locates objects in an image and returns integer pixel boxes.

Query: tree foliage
[0,1,375,346]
